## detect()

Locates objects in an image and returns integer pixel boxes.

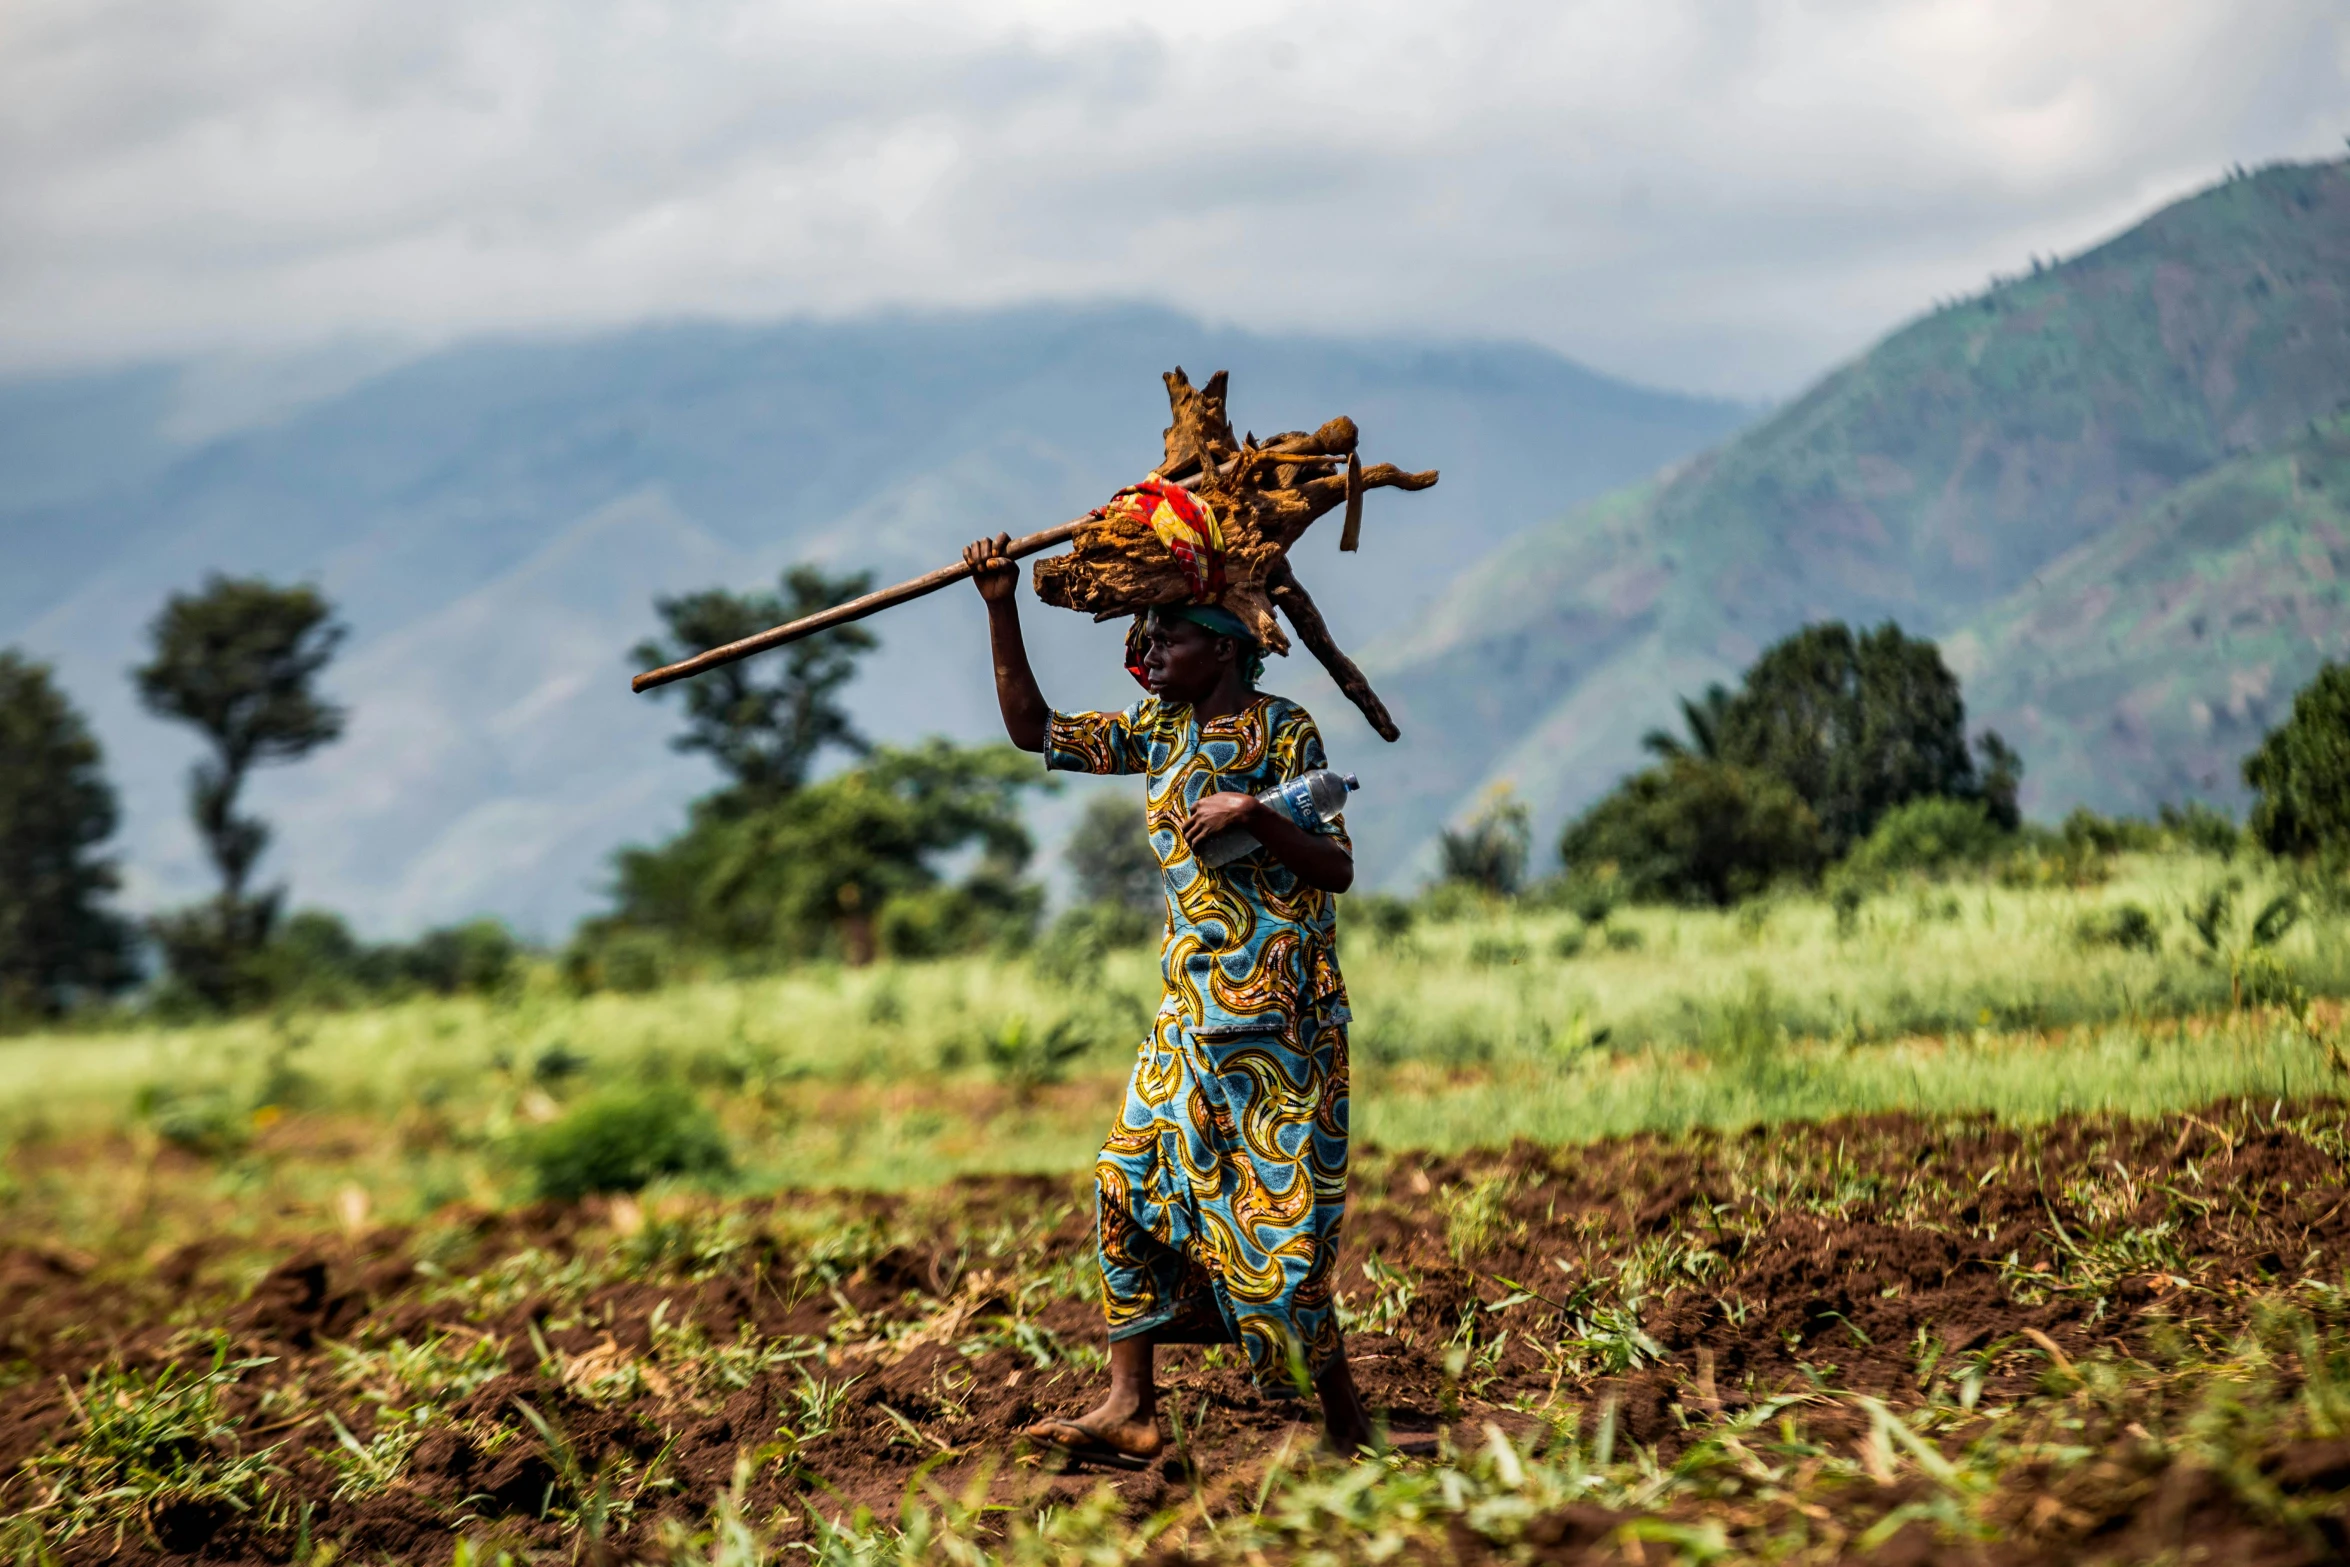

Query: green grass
[0,852,2344,1242]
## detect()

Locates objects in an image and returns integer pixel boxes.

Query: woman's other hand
[1184,790,1263,847]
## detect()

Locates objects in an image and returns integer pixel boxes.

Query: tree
[1065,791,1162,912]
[631,567,877,810]
[134,576,345,1008]
[1560,758,1824,906]
[607,740,1047,964]
[0,651,134,1019]
[2244,661,2350,857]
[1714,622,2006,852]
[1437,786,1533,896]
[1640,682,1733,761]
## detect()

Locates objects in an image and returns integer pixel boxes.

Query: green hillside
[1950,409,2350,814]
[1364,157,2350,874]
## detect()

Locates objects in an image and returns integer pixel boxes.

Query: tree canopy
[1561,620,2016,903]
[1438,787,1533,896]
[0,651,134,1019]
[2244,661,2350,858]
[606,739,1047,964]
[1560,757,1823,907]
[1064,791,1162,913]
[134,575,346,1007]
[631,567,877,810]
[1713,622,1991,853]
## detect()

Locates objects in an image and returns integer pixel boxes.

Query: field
[6,852,2350,1563]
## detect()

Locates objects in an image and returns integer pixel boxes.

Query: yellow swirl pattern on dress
[1044,694,1351,1387]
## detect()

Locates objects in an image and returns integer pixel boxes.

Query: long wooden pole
[631,517,1091,692]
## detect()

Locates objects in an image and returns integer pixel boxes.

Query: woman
[962,526,1372,1467]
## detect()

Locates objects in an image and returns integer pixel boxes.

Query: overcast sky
[2,0,2344,397]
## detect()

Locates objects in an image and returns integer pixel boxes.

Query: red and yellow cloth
[1101,478,1226,600]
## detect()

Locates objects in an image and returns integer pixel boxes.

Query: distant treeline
[5,563,2348,1026]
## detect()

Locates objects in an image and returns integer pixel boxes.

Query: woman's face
[1140,615,1241,703]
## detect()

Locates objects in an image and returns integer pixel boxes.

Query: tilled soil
[6,1100,2350,1563]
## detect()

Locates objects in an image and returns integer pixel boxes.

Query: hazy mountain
[0,305,1745,935]
[1947,410,2350,815]
[1364,158,2350,876]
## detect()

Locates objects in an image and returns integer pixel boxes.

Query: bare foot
[1021,1397,1163,1467]
[1315,1353,1375,1457]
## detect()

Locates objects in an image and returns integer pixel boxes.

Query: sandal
[1022,1416,1160,1472]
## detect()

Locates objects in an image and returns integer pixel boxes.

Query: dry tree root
[1029,367,1437,738]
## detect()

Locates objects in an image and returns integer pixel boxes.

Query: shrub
[2076,902,2160,953]
[1419,880,1501,922]
[2059,807,2159,857]
[401,919,521,995]
[1561,758,1824,906]
[1064,791,1161,912]
[563,929,676,994]
[1841,796,2008,882]
[518,1083,731,1201]
[2244,662,2350,858]
[1467,935,1529,966]
[877,875,1042,960]
[1033,902,1159,985]
[1347,893,1417,948]
[1438,789,1532,896]
[976,1016,1092,1102]
[607,739,1046,963]
[2159,800,2241,860]
[133,1084,249,1158]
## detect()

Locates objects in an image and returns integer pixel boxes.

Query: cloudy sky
[2,0,2344,397]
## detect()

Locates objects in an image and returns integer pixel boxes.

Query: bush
[2159,801,2241,860]
[133,1084,249,1158]
[2059,807,2159,857]
[1561,758,1824,906]
[1841,796,2008,882]
[517,1083,731,1201]
[975,1016,1092,1102]
[607,740,1047,964]
[1467,935,1529,966]
[1438,789,1532,896]
[240,910,527,1007]
[401,919,520,996]
[563,928,677,994]
[1064,791,1161,912]
[2075,902,2161,953]
[1347,893,1417,948]
[877,875,1042,960]
[2244,662,2350,858]
[1033,902,1159,985]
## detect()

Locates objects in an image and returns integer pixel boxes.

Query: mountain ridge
[1,304,1746,934]
[1363,157,2350,876]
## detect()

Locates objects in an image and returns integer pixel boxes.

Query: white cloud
[1,0,2342,394]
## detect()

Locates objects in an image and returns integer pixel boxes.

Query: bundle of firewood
[1030,368,1437,739]
[632,367,1436,739]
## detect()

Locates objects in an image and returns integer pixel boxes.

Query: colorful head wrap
[1124,603,1266,690]
[1100,478,1226,601]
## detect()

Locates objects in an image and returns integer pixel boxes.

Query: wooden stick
[631,517,1087,693]
[631,467,1226,692]
[1268,558,1399,742]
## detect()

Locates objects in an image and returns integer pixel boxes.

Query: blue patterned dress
[1045,693,1351,1388]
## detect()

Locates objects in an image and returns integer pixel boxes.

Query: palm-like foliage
[1639,683,1732,761]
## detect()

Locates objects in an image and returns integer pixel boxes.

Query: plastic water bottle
[1196,770,1360,868]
